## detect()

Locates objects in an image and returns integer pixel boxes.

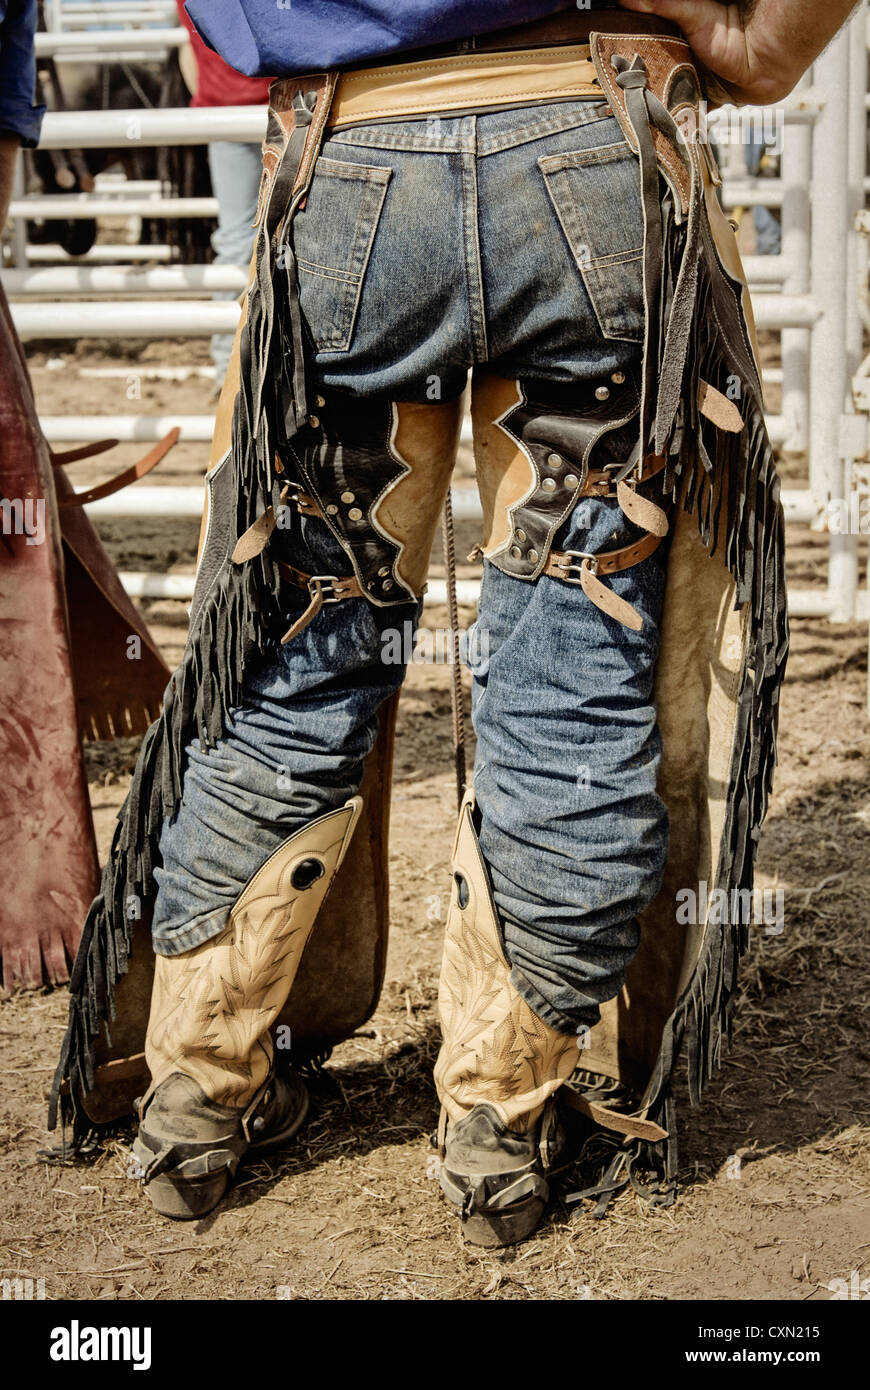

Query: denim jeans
[207,140,263,384]
[153,98,670,1034]
[745,138,781,258]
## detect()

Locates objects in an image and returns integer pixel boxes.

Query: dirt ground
[1,333,869,1303]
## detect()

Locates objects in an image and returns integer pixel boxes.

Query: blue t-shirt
[0,0,45,145]
[186,1,608,79]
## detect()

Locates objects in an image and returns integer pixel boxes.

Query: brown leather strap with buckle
[540,453,669,629]
[282,457,667,636]
[276,558,364,644]
[545,527,663,583]
[277,558,363,599]
[581,450,666,500]
[545,528,664,632]
[293,490,323,517]
[584,466,621,498]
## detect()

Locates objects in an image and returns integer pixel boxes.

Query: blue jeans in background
[745,137,782,258]
[153,99,670,1035]
[206,140,263,384]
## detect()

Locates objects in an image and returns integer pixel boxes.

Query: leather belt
[545,527,662,583]
[544,529,664,633]
[327,45,602,128]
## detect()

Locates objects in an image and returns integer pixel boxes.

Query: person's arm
[0,133,17,227]
[618,0,861,105]
[0,0,46,225]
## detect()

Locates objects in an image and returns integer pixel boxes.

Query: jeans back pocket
[292,156,392,353]
[538,140,644,344]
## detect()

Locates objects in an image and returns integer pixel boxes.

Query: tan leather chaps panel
[144,799,362,1110]
[371,398,463,595]
[582,507,746,1092]
[77,694,400,1124]
[279,690,400,1047]
[196,273,250,566]
[434,795,579,1131]
[470,375,535,558]
[212,259,252,469]
[699,146,762,380]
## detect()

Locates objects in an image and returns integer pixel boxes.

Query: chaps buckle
[308,574,343,604]
[553,550,599,582]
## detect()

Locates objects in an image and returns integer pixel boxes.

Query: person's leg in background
[206,141,263,388]
[746,136,782,257]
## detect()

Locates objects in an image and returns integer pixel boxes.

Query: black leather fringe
[580,173,788,1214]
[48,144,309,1142]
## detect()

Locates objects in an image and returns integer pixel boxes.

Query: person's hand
[617,0,798,105]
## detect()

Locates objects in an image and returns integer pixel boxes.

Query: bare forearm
[619,0,861,104]
[0,137,18,229]
[742,0,861,100]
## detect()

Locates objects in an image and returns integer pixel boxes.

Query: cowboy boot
[133,797,362,1219]
[433,794,580,1247]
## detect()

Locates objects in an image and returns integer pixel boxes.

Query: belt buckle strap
[553,549,599,582]
[307,574,343,604]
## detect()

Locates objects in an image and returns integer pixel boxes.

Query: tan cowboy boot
[133,797,361,1218]
[433,793,580,1246]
